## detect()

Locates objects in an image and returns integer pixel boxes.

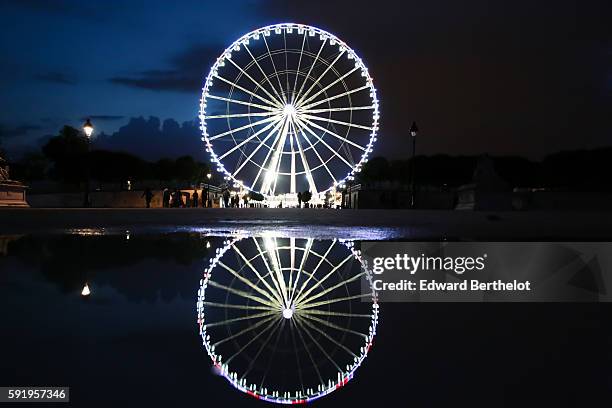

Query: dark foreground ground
[1,208,611,239]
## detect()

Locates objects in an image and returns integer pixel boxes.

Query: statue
[0,155,9,182]
[0,154,29,207]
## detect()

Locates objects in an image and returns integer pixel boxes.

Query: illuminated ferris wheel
[199,23,380,197]
[197,237,379,404]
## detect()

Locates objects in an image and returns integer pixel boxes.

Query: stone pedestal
[455,155,511,211]
[0,182,29,207]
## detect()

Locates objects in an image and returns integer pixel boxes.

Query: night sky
[0,0,610,160]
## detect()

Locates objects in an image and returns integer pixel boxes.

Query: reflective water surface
[1,230,610,407]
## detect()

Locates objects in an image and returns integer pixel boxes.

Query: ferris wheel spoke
[225,315,282,365]
[283,31,292,103]
[261,117,291,195]
[258,313,286,390]
[294,117,355,169]
[200,301,276,312]
[230,118,285,176]
[297,271,366,309]
[292,240,336,303]
[203,111,279,120]
[299,309,373,319]
[293,37,328,107]
[288,238,297,298]
[291,315,325,386]
[225,56,284,109]
[295,49,346,108]
[242,45,286,108]
[269,237,291,305]
[290,34,308,105]
[300,105,375,115]
[208,115,278,141]
[212,314,278,348]
[271,138,284,195]
[203,309,278,329]
[204,94,278,112]
[289,238,313,303]
[289,120,318,194]
[262,34,288,104]
[294,314,343,373]
[288,315,306,395]
[299,313,368,340]
[294,253,355,306]
[231,243,285,306]
[240,317,285,380]
[249,117,286,190]
[299,84,370,111]
[297,65,359,108]
[292,120,338,185]
[252,238,288,306]
[296,314,358,358]
[219,118,281,160]
[299,116,368,150]
[218,261,283,307]
[296,293,372,310]
[301,113,373,132]
[207,280,279,309]
[214,74,281,109]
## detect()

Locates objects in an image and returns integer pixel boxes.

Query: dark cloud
[0,124,42,139]
[35,71,76,85]
[94,116,204,160]
[109,45,219,92]
[80,115,125,121]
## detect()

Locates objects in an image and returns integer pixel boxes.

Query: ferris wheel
[197,237,379,404]
[199,23,380,196]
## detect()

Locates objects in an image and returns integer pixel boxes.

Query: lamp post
[409,121,418,208]
[82,118,94,207]
[206,172,212,207]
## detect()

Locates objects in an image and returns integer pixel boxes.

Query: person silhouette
[192,190,199,208]
[142,187,154,208]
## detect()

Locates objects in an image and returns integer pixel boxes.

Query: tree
[89,150,149,182]
[249,191,264,201]
[301,190,312,206]
[42,126,89,183]
[154,158,176,181]
[358,156,389,182]
[174,156,210,184]
[10,152,49,181]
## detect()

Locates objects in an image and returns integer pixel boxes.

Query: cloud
[35,71,76,85]
[109,45,219,92]
[94,116,205,161]
[0,124,42,139]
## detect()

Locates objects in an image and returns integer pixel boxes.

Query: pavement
[1,208,611,239]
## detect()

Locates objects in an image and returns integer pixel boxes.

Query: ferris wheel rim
[199,23,380,196]
[196,237,379,404]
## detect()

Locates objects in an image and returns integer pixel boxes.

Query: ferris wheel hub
[282,306,294,319]
[283,104,296,117]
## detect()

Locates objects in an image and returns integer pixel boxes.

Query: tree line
[358,148,612,191]
[11,125,211,185]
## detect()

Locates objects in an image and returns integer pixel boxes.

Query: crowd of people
[138,187,215,208]
[140,187,329,209]
[140,187,253,208]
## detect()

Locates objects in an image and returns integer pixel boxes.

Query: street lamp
[206,172,212,207]
[409,121,418,208]
[81,282,91,297]
[82,118,94,207]
[83,118,94,138]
